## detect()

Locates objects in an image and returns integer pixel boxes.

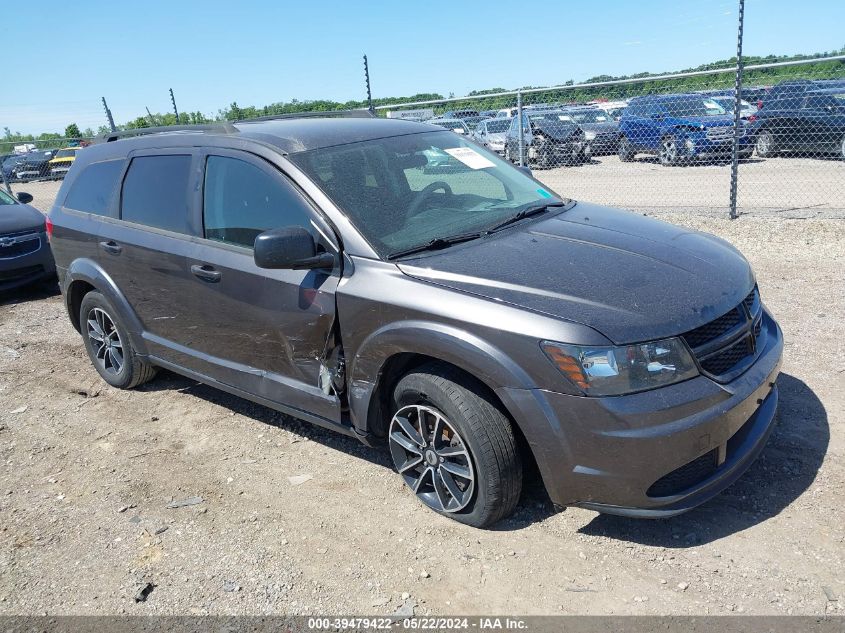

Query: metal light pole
[170,88,180,123]
[102,97,117,133]
[728,0,745,220]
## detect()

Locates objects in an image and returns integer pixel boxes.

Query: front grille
[700,337,752,375]
[0,235,40,258]
[682,285,762,380]
[0,264,43,282]
[706,126,733,141]
[646,449,718,497]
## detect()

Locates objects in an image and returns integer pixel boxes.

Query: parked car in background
[427,118,470,135]
[504,110,588,167]
[471,118,511,154]
[0,188,55,291]
[562,107,620,154]
[496,107,519,118]
[479,109,498,118]
[2,154,25,182]
[750,89,845,159]
[15,150,56,181]
[760,79,845,110]
[618,94,754,166]
[48,147,82,179]
[709,96,758,119]
[460,115,488,131]
[594,100,628,120]
[442,109,479,120]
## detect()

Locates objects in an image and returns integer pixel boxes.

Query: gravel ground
[0,183,843,616]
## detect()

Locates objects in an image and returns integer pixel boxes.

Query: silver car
[471,118,512,155]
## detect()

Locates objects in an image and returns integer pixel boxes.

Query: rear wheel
[618,135,635,162]
[840,135,845,161]
[80,291,156,389]
[389,362,522,527]
[755,129,777,157]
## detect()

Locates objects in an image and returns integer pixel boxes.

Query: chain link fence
[381,56,845,218]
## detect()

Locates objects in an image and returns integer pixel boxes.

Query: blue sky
[3,0,843,134]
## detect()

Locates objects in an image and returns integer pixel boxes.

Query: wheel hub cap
[388,404,475,513]
[86,307,124,375]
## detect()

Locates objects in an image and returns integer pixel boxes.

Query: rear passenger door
[179,149,342,423]
[96,150,201,363]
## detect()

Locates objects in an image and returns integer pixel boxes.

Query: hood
[0,204,46,235]
[397,202,754,345]
[531,120,580,141]
[487,132,508,143]
[577,121,619,134]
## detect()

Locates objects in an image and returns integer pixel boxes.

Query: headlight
[541,338,698,396]
[583,130,597,141]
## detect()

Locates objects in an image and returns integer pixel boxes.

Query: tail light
[747,114,757,123]
[757,100,763,110]
[45,215,53,242]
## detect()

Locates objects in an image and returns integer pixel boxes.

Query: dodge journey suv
[48,113,783,527]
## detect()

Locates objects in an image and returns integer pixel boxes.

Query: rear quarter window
[63,159,125,216]
[121,155,192,233]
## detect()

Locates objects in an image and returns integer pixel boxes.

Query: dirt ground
[1,193,844,616]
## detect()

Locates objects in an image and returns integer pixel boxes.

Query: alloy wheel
[660,137,678,165]
[86,307,124,375]
[389,404,475,513]
[757,132,772,156]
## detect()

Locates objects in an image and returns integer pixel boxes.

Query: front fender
[348,319,536,435]
[64,258,148,356]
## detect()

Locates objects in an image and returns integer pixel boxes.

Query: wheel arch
[63,258,148,355]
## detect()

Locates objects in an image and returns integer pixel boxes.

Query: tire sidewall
[79,291,136,389]
[392,373,497,526]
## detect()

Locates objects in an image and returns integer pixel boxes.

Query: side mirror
[253,226,334,270]
[16,192,33,204]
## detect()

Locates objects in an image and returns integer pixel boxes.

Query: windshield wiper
[486,201,567,233]
[386,231,484,260]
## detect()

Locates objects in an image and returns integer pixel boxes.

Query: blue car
[618,94,754,166]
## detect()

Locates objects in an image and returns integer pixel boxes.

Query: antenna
[102,97,117,132]
[363,54,373,113]
[170,88,180,123]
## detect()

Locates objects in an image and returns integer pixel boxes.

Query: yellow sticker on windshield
[444,147,496,170]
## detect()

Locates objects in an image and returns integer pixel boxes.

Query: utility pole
[169,88,180,123]
[728,0,745,220]
[363,55,373,114]
[102,97,116,132]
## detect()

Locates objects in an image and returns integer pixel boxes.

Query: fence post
[102,97,117,133]
[363,55,374,114]
[729,0,745,220]
[517,90,524,167]
[170,88,180,123]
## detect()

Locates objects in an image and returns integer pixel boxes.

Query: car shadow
[577,373,828,546]
[631,156,765,166]
[0,278,60,306]
[136,370,392,469]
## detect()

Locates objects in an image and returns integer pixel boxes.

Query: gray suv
[48,114,783,527]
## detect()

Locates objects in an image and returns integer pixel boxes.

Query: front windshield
[567,110,611,123]
[55,148,77,158]
[664,97,727,117]
[289,131,564,258]
[0,189,16,205]
[485,119,511,133]
[806,93,845,110]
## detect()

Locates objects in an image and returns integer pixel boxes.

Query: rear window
[121,155,192,233]
[63,159,124,216]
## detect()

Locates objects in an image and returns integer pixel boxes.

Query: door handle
[190,264,222,283]
[99,240,122,255]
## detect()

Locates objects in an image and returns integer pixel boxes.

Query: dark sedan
[750,89,845,159]
[1,154,25,182]
[14,150,56,181]
[562,107,620,155]
[0,189,56,291]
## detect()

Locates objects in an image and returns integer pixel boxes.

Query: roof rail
[98,122,237,143]
[234,109,376,123]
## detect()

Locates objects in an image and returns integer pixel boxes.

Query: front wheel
[840,135,845,161]
[618,136,635,161]
[659,134,681,166]
[389,363,522,527]
[755,130,777,157]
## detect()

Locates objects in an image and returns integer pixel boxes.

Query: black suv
[49,114,783,527]
[751,89,845,158]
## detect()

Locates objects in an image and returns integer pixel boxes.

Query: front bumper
[0,231,56,291]
[498,310,783,516]
[685,133,754,159]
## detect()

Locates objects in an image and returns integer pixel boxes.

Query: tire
[755,129,777,158]
[504,144,514,163]
[618,135,635,162]
[388,362,522,527]
[79,291,157,389]
[659,134,681,166]
[840,135,845,161]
